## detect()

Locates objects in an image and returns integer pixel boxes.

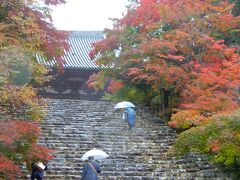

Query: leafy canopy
[0,0,68,179]
[89,0,240,175]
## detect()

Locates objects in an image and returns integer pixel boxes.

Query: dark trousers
[31,174,43,180]
[128,122,134,130]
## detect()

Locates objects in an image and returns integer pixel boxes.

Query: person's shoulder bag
[88,162,98,176]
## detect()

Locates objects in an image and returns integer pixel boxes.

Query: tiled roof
[38,31,105,69]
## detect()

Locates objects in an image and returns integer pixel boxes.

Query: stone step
[20,99,229,179]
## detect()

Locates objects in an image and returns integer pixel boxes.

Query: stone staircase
[23,99,229,179]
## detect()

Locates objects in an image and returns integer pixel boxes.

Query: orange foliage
[0,155,22,180]
[211,146,220,153]
[26,144,54,163]
[107,80,124,93]
[86,73,98,90]
[168,121,177,128]
[90,0,240,130]
[1,0,69,67]
[0,1,66,178]
[121,0,160,27]
[170,110,204,129]
[0,120,54,177]
[0,121,39,145]
[179,39,240,116]
[89,33,119,60]
[208,139,221,153]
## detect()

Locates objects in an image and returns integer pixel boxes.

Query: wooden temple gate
[38,31,104,100]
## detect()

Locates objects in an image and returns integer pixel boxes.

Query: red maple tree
[0,0,68,178]
[89,0,240,170]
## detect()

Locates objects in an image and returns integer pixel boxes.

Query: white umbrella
[114,101,135,109]
[80,149,109,161]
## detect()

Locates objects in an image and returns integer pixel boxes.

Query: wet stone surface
[20,99,230,180]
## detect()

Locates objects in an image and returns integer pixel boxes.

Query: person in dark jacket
[81,156,101,180]
[124,107,136,130]
[31,161,48,180]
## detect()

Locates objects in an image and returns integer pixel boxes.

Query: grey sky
[51,0,129,31]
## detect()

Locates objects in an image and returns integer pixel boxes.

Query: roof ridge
[69,31,104,38]
[37,31,105,69]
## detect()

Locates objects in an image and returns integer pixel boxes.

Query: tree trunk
[161,88,170,120]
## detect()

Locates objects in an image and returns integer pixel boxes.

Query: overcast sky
[50,0,129,31]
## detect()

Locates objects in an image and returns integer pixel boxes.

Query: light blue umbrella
[114,101,135,109]
[80,149,109,161]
